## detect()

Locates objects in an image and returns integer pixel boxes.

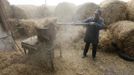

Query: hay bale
[8,19,37,39]
[19,20,37,36]
[127,0,134,21]
[109,21,134,57]
[100,0,117,6]
[99,30,115,51]
[100,0,127,25]
[55,2,76,21]
[75,3,99,20]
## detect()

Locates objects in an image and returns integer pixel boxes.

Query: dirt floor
[0,25,133,75]
[0,45,134,75]
[54,45,134,75]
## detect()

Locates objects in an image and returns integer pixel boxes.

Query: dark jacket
[83,17,104,44]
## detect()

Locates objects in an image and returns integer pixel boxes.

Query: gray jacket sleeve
[95,19,105,30]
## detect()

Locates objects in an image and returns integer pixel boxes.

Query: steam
[55,23,85,49]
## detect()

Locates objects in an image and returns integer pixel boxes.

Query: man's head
[94,9,102,20]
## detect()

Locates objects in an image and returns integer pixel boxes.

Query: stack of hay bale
[109,21,134,59]
[99,0,128,51]
[75,3,99,20]
[100,0,128,25]
[74,0,134,61]
[99,0,134,61]
[127,0,134,21]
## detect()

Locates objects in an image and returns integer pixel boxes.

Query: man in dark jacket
[82,9,105,60]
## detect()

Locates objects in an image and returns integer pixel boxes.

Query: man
[82,9,105,60]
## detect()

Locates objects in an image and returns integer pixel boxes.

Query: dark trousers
[83,42,98,58]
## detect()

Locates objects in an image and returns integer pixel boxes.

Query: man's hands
[89,22,100,28]
[89,22,96,25]
[89,22,99,26]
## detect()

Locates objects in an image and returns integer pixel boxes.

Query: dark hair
[95,9,101,16]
